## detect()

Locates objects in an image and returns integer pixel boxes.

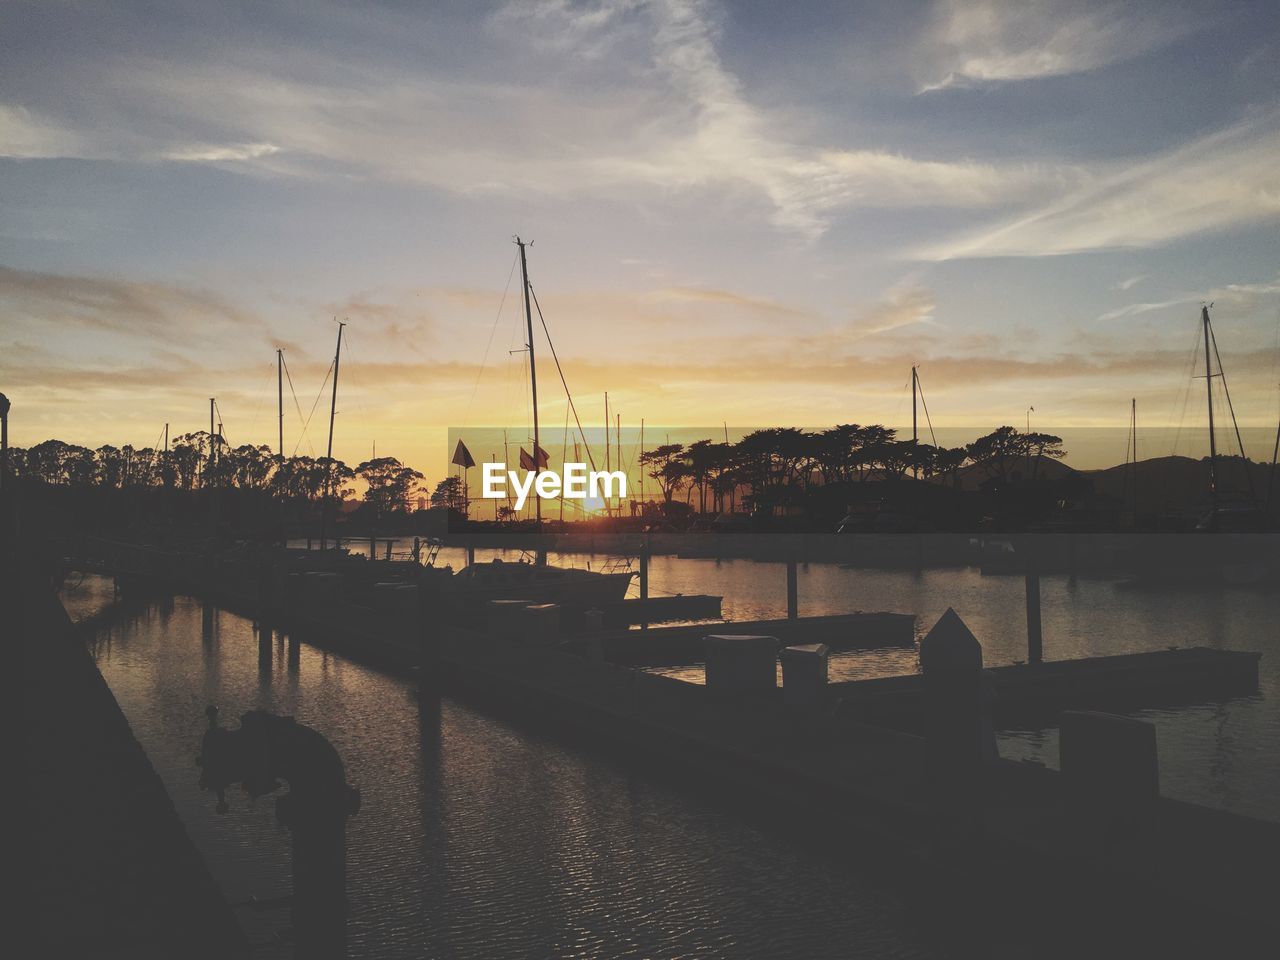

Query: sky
[2,0,1280,478]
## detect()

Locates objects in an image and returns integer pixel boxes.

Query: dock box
[704,634,780,695]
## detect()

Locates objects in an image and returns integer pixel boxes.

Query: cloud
[160,142,281,163]
[1095,276,1280,323]
[0,264,252,336]
[916,0,1195,92]
[1,1,1076,240]
[848,287,939,337]
[643,285,809,317]
[0,104,87,159]
[1113,274,1147,291]
[918,113,1280,258]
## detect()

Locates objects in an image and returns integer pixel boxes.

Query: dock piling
[786,558,798,620]
[639,544,650,631]
[1024,543,1043,665]
[919,609,991,844]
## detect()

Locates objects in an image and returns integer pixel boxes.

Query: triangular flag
[451,439,476,469]
[519,447,535,471]
[535,444,550,469]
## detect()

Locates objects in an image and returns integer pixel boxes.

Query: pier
[15,562,249,958]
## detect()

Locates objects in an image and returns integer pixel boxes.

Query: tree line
[6,423,1067,520]
[637,425,1066,514]
[5,434,425,516]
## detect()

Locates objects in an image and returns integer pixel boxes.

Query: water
[287,540,1280,819]
[63,544,1280,956]
[78,582,931,959]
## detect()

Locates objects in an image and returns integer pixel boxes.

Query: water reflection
[88,594,933,959]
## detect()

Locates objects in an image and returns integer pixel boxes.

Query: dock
[832,646,1262,730]
[15,561,249,957]
[597,611,915,666]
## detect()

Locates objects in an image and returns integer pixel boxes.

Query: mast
[616,412,621,515]
[319,321,345,550]
[911,365,919,478]
[209,398,216,485]
[1131,397,1138,519]
[640,418,646,511]
[516,237,542,528]
[604,393,611,516]
[1269,385,1280,514]
[1203,306,1218,509]
[277,348,284,462]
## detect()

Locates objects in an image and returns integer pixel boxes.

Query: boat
[1116,306,1278,586]
[441,239,635,606]
[427,557,633,608]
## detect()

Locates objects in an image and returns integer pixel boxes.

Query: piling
[1024,544,1043,665]
[639,543,650,631]
[786,558,798,620]
[919,609,991,846]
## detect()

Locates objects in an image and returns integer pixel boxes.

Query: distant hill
[937,453,1276,515]
[1082,455,1274,514]
[948,456,1079,492]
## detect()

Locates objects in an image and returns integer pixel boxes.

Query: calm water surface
[297,540,1279,820]
[77,578,932,959]
[65,543,1279,957]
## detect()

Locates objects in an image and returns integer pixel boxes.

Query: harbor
[14,524,1271,955]
[9,3,1280,955]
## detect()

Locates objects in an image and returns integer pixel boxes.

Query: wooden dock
[832,646,1261,731]
[598,611,915,666]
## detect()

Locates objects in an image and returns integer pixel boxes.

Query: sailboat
[430,238,634,607]
[1118,306,1276,588]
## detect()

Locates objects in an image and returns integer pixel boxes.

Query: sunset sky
[3,0,1279,478]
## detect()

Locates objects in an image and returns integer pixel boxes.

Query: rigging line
[1208,321,1251,460]
[916,376,938,446]
[1208,320,1256,501]
[463,250,520,429]
[1169,319,1203,457]
[280,354,316,457]
[241,362,275,447]
[527,282,597,472]
[292,358,335,458]
[213,399,230,449]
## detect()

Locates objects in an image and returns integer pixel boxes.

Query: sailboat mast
[1268,383,1280,515]
[640,418,645,510]
[209,398,216,484]
[1132,397,1138,518]
[911,365,919,478]
[1203,306,1218,508]
[912,366,918,444]
[277,349,284,461]
[604,392,610,516]
[516,237,541,526]
[320,321,345,550]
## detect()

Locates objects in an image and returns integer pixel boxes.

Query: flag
[451,439,475,469]
[519,445,550,470]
